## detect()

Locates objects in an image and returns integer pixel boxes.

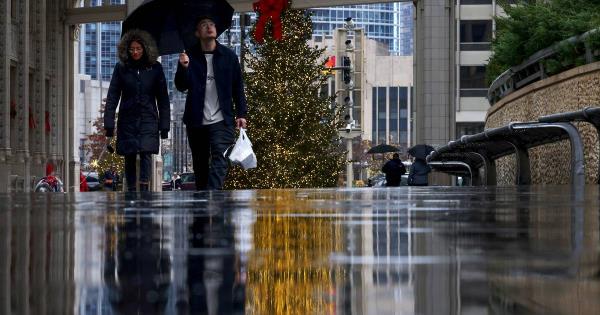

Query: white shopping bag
[225,128,257,170]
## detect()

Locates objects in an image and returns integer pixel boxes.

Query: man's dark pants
[186,121,235,190]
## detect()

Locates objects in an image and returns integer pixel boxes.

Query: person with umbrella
[408,144,433,186]
[175,15,248,190]
[104,29,170,192]
[382,153,406,187]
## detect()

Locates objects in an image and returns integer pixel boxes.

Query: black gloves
[105,128,114,138]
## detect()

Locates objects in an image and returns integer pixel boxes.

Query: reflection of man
[104,207,172,314]
[382,153,406,187]
[175,15,248,191]
[186,210,244,314]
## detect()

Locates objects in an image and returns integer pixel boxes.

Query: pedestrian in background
[408,156,431,186]
[382,153,406,187]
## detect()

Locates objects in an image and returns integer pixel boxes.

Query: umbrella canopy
[122,0,234,56]
[367,144,400,154]
[408,144,435,160]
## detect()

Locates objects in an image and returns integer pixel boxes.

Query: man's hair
[196,15,215,29]
[392,153,400,159]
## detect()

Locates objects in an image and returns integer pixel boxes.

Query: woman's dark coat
[408,159,431,186]
[104,29,170,156]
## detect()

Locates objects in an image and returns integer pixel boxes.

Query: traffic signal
[343,56,351,85]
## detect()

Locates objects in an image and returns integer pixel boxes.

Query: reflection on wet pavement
[0,186,599,314]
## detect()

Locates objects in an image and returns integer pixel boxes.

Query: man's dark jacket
[175,42,247,127]
[382,159,406,187]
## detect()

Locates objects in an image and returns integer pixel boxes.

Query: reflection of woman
[104,29,170,191]
[104,207,171,314]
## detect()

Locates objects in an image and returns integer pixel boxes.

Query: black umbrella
[408,144,435,160]
[367,144,400,154]
[122,0,234,56]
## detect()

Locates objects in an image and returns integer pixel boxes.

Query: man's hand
[179,51,189,68]
[236,118,247,129]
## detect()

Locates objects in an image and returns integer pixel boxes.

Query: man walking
[175,15,248,190]
[382,153,406,187]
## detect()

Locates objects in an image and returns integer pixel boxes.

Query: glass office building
[79,0,125,81]
[219,2,414,57]
[311,3,413,56]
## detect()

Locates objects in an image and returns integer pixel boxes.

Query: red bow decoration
[253,0,288,44]
[29,106,37,129]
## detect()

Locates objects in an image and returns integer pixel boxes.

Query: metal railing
[488,28,600,106]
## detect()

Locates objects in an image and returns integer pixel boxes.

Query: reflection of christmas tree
[81,103,124,175]
[226,4,345,189]
[247,190,344,315]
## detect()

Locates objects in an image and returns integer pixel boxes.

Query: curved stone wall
[485,62,600,185]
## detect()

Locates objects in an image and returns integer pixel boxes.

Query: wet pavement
[0,186,599,315]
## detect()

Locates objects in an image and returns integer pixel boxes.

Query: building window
[460,20,492,51]
[389,87,398,143]
[460,0,493,4]
[372,87,377,143]
[460,66,488,97]
[456,123,485,138]
[11,0,17,19]
[377,87,387,144]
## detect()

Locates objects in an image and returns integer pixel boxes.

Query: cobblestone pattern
[486,63,600,185]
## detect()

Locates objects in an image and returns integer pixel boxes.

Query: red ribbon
[253,0,288,44]
[29,106,37,129]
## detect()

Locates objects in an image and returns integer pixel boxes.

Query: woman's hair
[118,29,159,65]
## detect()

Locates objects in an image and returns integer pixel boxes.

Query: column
[13,0,31,191]
[46,0,60,168]
[30,193,48,314]
[127,0,144,14]
[63,0,81,192]
[0,0,11,191]
[414,0,456,147]
[29,0,47,179]
[12,197,31,315]
[0,197,11,314]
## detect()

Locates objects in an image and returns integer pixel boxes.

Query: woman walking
[408,156,431,186]
[104,29,170,191]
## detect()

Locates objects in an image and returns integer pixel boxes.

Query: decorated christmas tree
[226,2,345,189]
[81,103,124,175]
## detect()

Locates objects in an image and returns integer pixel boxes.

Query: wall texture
[485,62,600,185]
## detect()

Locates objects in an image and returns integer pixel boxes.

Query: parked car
[162,180,173,191]
[179,172,196,191]
[368,173,410,187]
[84,172,102,191]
